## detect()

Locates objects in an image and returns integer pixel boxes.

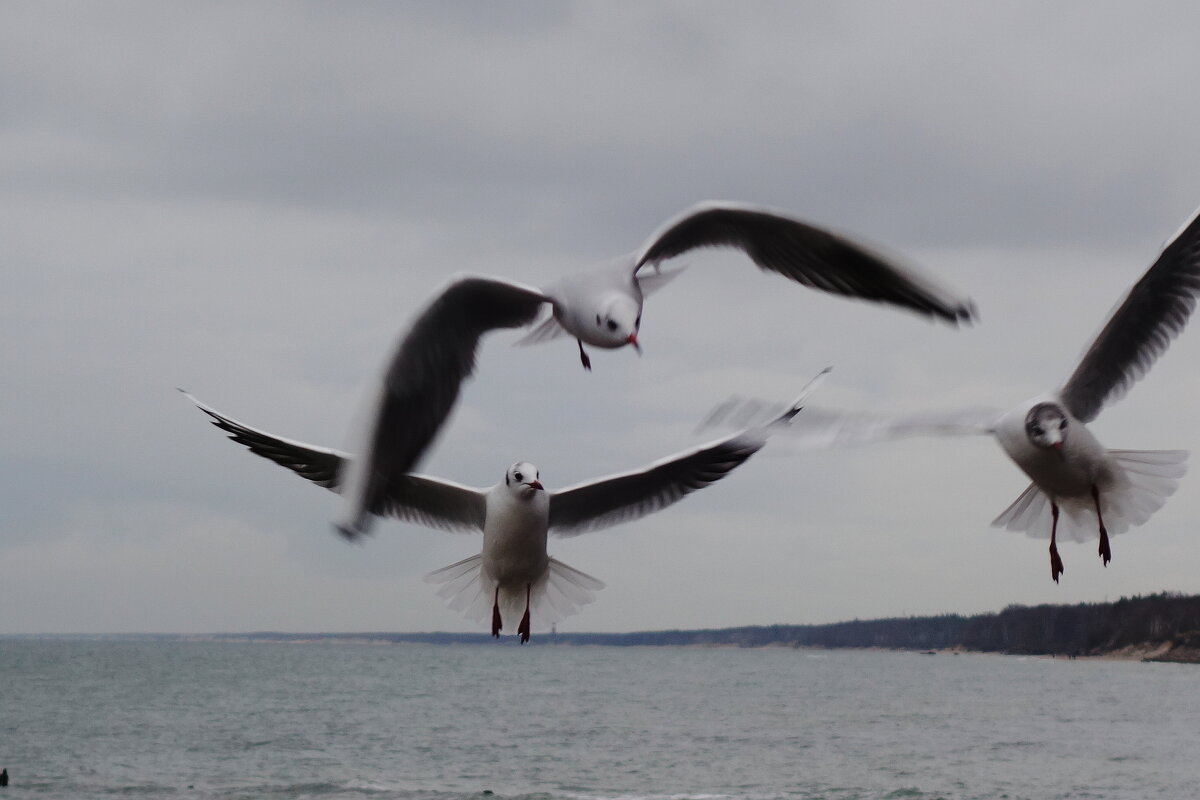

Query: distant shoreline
[6,591,1200,662]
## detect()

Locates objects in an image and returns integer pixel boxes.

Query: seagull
[181,370,827,641]
[226,203,971,539]
[517,201,977,370]
[700,205,1200,582]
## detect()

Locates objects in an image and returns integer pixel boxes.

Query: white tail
[513,314,568,346]
[424,554,605,632]
[992,449,1187,543]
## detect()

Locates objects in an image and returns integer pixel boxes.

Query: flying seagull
[221,203,970,539]
[517,201,977,369]
[700,205,1200,582]
[181,370,827,641]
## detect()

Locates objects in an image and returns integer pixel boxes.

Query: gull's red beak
[527,480,544,491]
[628,332,641,355]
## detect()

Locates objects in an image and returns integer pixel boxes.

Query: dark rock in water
[1,768,8,786]
[481,791,494,796]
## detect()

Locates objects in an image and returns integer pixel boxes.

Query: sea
[1,640,1197,800]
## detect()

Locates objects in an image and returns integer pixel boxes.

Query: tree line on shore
[159,590,1200,656]
[17,592,1198,655]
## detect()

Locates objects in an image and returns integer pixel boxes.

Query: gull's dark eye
[1031,426,1043,436]
[1059,419,1067,430]
[514,471,523,482]
[606,320,618,331]
[635,315,641,327]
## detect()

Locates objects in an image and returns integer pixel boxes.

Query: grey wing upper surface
[1059,205,1200,423]
[365,276,549,479]
[546,429,769,537]
[346,276,547,534]
[634,202,976,325]
[182,392,487,533]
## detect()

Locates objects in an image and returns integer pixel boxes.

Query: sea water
[1,639,1197,800]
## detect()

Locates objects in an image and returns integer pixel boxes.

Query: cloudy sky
[7,1,1200,635]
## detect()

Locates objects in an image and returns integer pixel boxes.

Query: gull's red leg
[491,585,502,638]
[577,340,592,371]
[1092,485,1111,566]
[1049,501,1065,583]
[517,584,532,644]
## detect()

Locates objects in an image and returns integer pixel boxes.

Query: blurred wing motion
[1059,205,1200,423]
[634,202,977,325]
[182,392,487,534]
[337,276,548,538]
[697,395,1000,450]
[547,368,828,536]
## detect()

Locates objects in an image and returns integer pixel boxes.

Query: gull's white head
[588,295,642,351]
[1025,402,1068,452]
[504,461,544,499]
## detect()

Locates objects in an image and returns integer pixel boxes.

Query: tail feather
[991,449,1187,543]
[514,314,568,346]
[423,553,604,632]
[991,482,1047,532]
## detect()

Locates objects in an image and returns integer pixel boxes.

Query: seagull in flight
[181,370,827,641]
[217,202,971,539]
[518,201,977,369]
[701,205,1200,582]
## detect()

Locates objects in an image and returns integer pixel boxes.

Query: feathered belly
[482,519,549,587]
[1014,450,1108,498]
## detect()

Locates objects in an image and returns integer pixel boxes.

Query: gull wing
[545,370,826,537]
[182,392,486,533]
[182,390,346,488]
[337,275,549,537]
[1059,205,1200,423]
[546,429,767,537]
[697,398,1000,449]
[634,201,976,325]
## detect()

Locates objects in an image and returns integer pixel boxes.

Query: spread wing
[634,202,976,325]
[182,390,345,488]
[546,368,827,536]
[182,392,486,533]
[1059,205,1200,422]
[338,275,548,537]
[546,430,767,537]
[696,397,1001,449]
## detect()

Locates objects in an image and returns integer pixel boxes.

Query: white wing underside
[697,400,1000,451]
[423,554,605,632]
[513,312,570,345]
[992,449,1188,542]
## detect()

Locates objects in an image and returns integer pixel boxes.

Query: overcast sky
[7,1,1200,635]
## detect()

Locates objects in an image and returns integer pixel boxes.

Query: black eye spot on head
[606,320,618,331]
[595,314,602,325]
[514,471,523,482]
[1059,419,1067,430]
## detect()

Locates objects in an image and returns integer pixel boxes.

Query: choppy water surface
[1,640,1197,799]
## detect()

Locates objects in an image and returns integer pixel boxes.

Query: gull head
[1025,402,1068,453]
[504,461,544,499]
[589,295,642,351]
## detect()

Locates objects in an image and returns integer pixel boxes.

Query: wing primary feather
[180,390,347,489]
[633,202,976,324]
[1059,205,1200,422]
